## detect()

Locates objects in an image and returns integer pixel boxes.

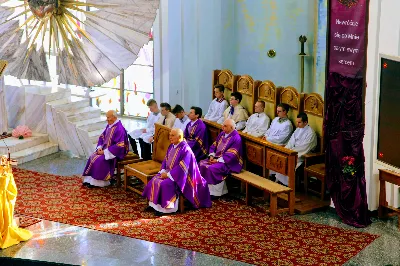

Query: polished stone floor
[1,115,399,265]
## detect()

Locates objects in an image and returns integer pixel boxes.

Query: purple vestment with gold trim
[82,121,129,181]
[199,130,243,185]
[142,140,211,209]
[184,119,209,162]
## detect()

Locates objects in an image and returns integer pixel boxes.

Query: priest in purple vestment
[184,106,209,162]
[82,110,129,188]
[199,119,243,197]
[142,128,212,216]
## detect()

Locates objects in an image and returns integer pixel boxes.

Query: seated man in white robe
[217,92,249,130]
[275,112,317,186]
[263,103,293,145]
[142,103,176,160]
[242,100,270,137]
[204,84,228,122]
[172,104,190,132]
[128,99,161,157]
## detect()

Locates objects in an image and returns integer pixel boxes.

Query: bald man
[199,119,243,197]
[142,128,211,216]
[82,110,129,187]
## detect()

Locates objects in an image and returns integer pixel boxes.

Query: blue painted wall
[229,0,316,91]
[155,0,323,112]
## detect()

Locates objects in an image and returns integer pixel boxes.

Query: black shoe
[154,211,164,217]
[82,182,90,187]
[86,184,97,188]
[210,195,220,200]
[155,211,176,217]
[110,179,117,185]
[268,174,276,181]
[143,206,154,212]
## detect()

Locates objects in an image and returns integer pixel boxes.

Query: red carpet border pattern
[15,215,42,228]
[13,168,378,266]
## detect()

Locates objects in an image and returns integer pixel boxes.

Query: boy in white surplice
[204,84,228,122]
[242,100,270,138]
[275,112,317,186]
[263,103,293,145]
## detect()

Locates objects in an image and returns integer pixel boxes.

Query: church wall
[364,0,400,210]
[232,0,316,93]
[153,0,320,113]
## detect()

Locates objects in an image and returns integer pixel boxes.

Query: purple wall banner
[324,0,371,228]
[329,0,367,77]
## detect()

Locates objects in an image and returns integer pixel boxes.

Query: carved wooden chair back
[235,74,259,116]
[212,69,237,102]
[279,86,303,129]
[256,80,279,121]
[303,93,324,153]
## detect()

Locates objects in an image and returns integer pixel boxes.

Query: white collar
[224,131,232,138]
[190,119,198,125]
[108,119,119,128]
[173,141,182,148]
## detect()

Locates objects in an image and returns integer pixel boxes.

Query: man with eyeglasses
[217,92,248,130]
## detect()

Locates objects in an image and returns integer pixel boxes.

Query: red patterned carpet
[13,168,378,266]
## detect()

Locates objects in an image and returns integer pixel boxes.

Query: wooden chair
[212,69,237,101]
[302,93,326,200]
[256,80,279,121]
[235,74,259,116]
[115,151,141,187]
[124,124,171,195]
[279,86,303,125]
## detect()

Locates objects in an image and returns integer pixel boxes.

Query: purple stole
[184,119,209,161]
[142,141,211,209]
[82,121,129,180]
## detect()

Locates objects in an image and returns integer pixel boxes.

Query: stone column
[0,76,8,133]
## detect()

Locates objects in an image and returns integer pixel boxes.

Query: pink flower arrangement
[12,125,32,139]
[341,156,356,176]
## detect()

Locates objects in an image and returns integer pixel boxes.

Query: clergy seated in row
[128,99,161,160]
[82,110,129,188]
[144,102,176,161]
[184,106,209,162]
[217,92,249,130]
[263,103,293,145]
[242,100,270,137]
[204,84,228,122]
[275,112,317,186]
[172,104,190,131]
[142,128,212,216]
[199,119,243,197]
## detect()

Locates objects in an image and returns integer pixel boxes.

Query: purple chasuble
[199,130,243,185]
[142,141,211,209]
[184,119,209,162]
[82,121,129,181]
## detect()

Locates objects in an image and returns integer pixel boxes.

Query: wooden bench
[231,170,294,217]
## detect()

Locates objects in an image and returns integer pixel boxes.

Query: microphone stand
[1,137,11,162]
